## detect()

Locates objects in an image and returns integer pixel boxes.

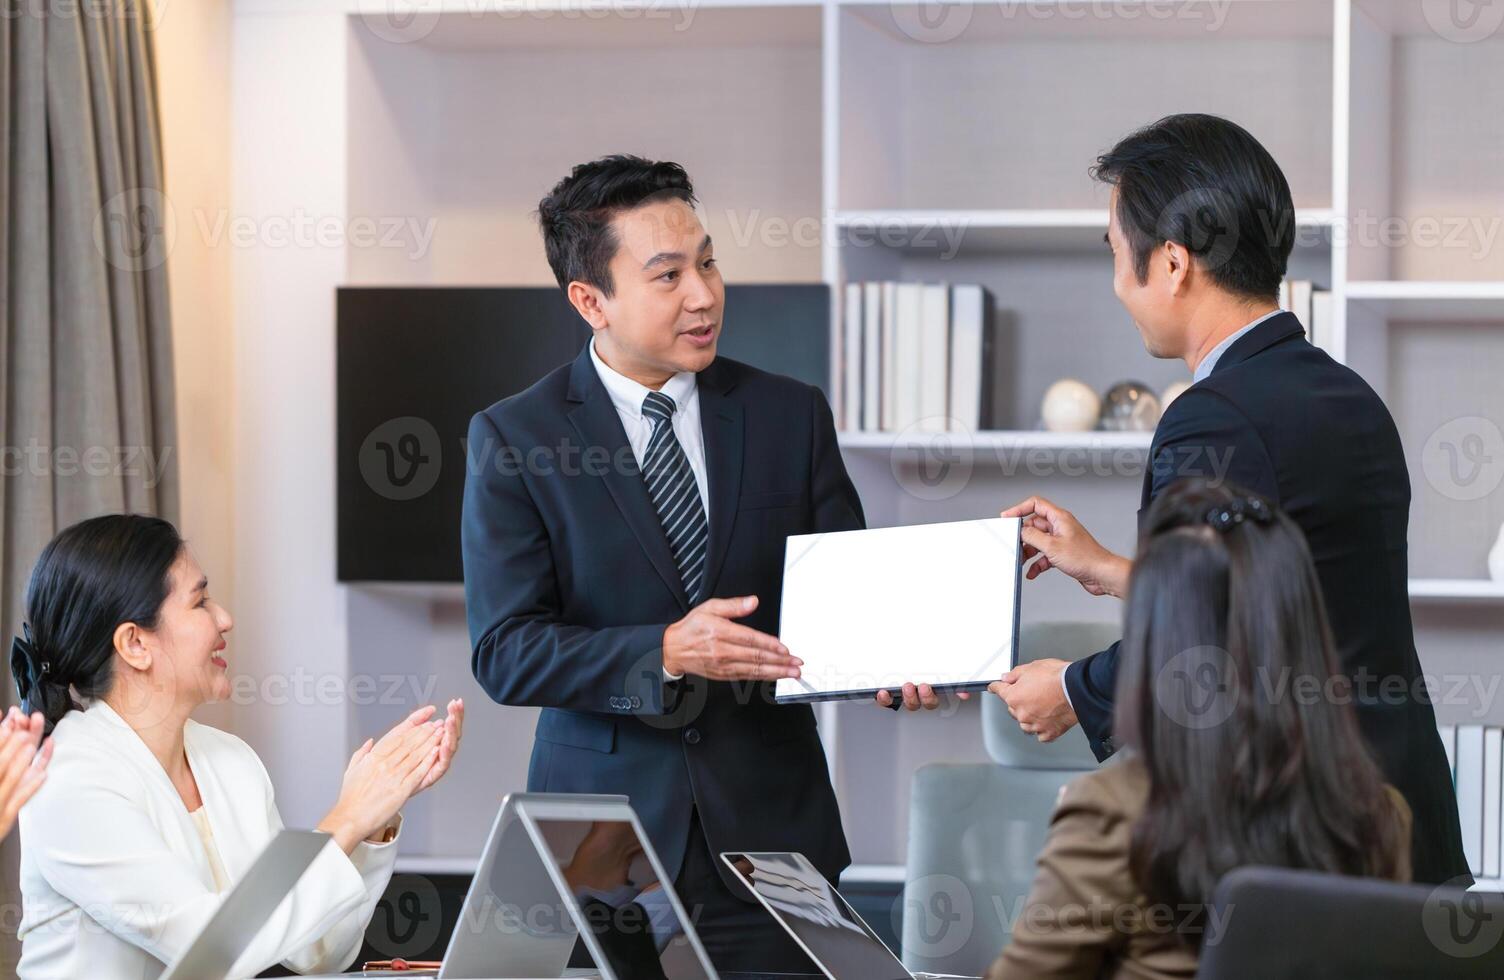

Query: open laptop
[720,851,978,980]
[303,794,716,979]
[340,792,712,980]
[160,829,335,980]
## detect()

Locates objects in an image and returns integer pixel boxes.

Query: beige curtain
[1,0,177,966]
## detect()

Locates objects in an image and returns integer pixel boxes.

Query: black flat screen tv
[336,284,830,582]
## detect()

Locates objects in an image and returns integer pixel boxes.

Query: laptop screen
[722,852,910,980]
[533,818,714,980]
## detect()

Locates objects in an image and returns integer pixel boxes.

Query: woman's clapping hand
[319,700,462,854]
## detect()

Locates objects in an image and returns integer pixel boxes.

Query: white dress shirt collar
[588,337,699,418]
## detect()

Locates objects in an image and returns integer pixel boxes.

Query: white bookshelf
[837,429,1153,452]
[230,0,1504,874]
[1410,580,1504,603]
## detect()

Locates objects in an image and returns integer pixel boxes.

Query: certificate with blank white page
[775,517,1023,703]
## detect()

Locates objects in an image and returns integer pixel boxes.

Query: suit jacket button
[630,696,642,709]
[684,728,702,745]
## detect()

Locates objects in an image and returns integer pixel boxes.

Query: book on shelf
[1309,290,1334,352]
[892,282,924,432]
[918,284,949,432]
[837,280,993,434]
[862,282,882,431]
[1452,724,1493,877]
[1488,728,1502,879]
[841,282,861,432]
[1280,278,1333,353]
[880,281,899,432]
[949,284,991,433]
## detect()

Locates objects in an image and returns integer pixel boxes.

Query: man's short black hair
[537,154,697,296]
[1091,114,1294,302]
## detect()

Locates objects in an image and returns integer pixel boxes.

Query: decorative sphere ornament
[1100,380,1161,432]
[1161,380,1192,413]
[1041,379,1101,433]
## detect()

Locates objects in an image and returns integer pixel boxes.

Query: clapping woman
[12,514,464,978]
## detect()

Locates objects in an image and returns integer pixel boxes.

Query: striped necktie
[640,390,709,604]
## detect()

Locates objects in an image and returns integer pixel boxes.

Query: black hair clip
[1205,504,1239,531]
[12,622,34,659]
[1243,496,1273,524]
[1204,495,1273,532]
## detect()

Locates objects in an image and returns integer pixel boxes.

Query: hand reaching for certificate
[662,595,802,681]
[1001,495,1131,599]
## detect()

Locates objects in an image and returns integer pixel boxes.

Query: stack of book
[1441,724,1504,879]
[834,282,992,434]
[1279,279,1334,352]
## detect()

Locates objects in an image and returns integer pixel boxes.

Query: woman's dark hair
[1117,480,1407,946]
[12,514,184,735]
[537,154,697,296]
[1090,113,1294,301]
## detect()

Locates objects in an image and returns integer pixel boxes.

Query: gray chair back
[1198,866,1504,978]
[900,621,1117,977]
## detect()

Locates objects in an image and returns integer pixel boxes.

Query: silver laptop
[160,829,334,980]
[435,792,720,980]
[720,851,979,980]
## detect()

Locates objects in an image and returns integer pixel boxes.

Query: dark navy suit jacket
[1063,311,1468,884]
[461,344,863,887]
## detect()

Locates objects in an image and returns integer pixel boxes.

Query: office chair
[900,621,1113,977]
[1198,865,1504,978]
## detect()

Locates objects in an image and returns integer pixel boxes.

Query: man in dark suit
[901,114,1467,885]
[461,155,864,972]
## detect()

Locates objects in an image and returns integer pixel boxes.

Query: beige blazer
[17,700,400,979]
[986,755,1412,980]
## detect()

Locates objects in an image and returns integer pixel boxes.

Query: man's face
[592,197,724,384]
[1107,188,1186,360]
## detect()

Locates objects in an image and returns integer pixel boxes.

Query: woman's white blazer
[17,700,398,978]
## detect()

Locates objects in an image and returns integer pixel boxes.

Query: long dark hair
[1116,480,1407,945]
[12,514,184,735]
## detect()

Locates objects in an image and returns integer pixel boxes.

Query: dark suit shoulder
[1197,335,1389,420]
[1154,380,1252,439]
[479,357,576,427]
[706,355,822,401]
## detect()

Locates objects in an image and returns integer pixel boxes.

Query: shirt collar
[589,338,698,421]
[1192,308,1285,384]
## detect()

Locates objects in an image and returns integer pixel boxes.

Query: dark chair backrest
[1197,866,1504,979]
